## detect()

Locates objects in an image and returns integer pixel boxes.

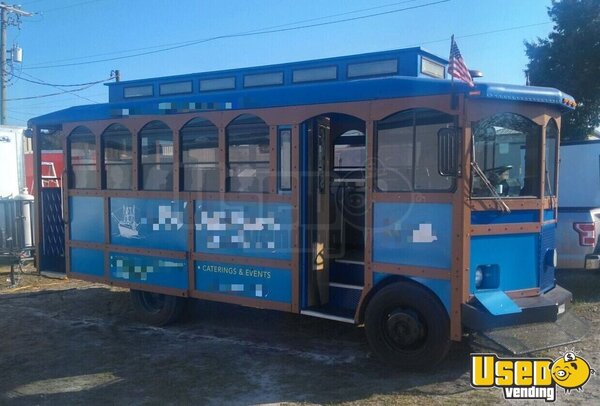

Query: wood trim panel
[355,119,375,322]
[60,94,457,133]
[187,197,196,292]
[506,287,540,299]
[372,192,453,203]
[450,93,470,342]
[269,125,277,194]
[371,262,451,280]
[68,241,104,250]
[109,279,187,297]
[68,241,188,260]
[291,124,300,313]
[469,199,542,211]
[107,244,187,259]
[470,223,541,235]
[66,189,293,203]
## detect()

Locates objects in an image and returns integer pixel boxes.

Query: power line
[23,0,451,70]
[39,0,110,13]
[6,86,96,101]
[5,73,112,101]
[20,72,105,104]
[11,72,115,87]
[23,0,423,68]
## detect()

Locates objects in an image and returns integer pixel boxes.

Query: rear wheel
[130,289,186,326]
[364,281,450,370]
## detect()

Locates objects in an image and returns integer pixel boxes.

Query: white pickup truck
[557,140,600,269]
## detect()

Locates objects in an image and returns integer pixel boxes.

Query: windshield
[471,113,541,198]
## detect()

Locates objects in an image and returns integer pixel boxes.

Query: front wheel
[364,281,450,370]
[130,289,186,326]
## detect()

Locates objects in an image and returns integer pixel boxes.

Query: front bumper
[462,285,572,331]
[463,285,588,354]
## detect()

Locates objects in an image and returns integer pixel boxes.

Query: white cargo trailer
[0,126,25,197]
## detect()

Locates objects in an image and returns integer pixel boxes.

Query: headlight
[475,267,483,289]
[545,249,558,268]
[474,264,500,290]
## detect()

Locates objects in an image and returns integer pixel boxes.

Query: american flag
[449,36,474,87]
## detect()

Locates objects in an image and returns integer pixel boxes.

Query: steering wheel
[484,165,513,174]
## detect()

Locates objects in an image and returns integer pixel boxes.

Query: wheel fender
[358,275,449,324]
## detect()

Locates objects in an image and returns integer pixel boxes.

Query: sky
[5,0,559,127]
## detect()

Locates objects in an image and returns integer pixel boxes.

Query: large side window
[140,121,173,191]
[226,114,270,193]
[414,110,455,190]
[472,113,540,198]
[545,119,558,196]
[181,117,219,192]
[376,111,413,191]
[376,109,454,191]
[69,126,96,189]
[103,124,132,190]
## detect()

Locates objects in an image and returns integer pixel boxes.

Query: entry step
[301,306,355,324]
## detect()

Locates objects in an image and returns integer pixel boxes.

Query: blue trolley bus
[28,47,581,367]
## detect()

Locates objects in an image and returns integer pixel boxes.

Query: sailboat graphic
[112,205,140,238]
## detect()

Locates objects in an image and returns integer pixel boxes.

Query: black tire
[130,289,187,326]
[364,281,450,370]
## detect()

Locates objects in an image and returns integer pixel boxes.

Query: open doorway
[302,113,366,318]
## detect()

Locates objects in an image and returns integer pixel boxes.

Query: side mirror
[438,127,461,177]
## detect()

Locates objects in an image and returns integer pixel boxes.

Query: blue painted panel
[540,223,556,292]
[543,209,555,222]
[109,252,188,289]
[373,272,450,313]
[471,210,538,225]
[373,203,452,269]
[70,196,104,243]
[470,234,538,292]
[70,248,104,277]
[110,198,188,251]
[195,201,292,260]
[195,261,291,304]
[474,290,522,316]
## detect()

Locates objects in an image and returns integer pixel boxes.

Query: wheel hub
[386,309,425,347]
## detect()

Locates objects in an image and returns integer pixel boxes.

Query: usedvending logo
[471,349,595,402]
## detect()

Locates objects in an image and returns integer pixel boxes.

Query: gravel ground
[0,264,598,405]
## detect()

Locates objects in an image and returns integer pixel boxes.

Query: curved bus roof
[28,47,575,129]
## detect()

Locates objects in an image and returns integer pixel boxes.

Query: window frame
[470,112,542,199]
[374,109,457,193]
[68,126,97,190]
[226,114,271,193]
[180,117,220,192]
[139,121,174,191]
[278,126,292,192]
[102,124,133,190]
[123,85,153,99]
[544,118,559,197]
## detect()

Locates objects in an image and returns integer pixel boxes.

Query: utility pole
[0,3,32,125]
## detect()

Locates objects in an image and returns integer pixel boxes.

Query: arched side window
[376,108,455,192]
[102,124,132,190]
[226,114,270,193]
[180,117,219,192]
[69,126,96,189]
[545,119,559,196]
[472,113,541,198]
[140,121,173,191]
